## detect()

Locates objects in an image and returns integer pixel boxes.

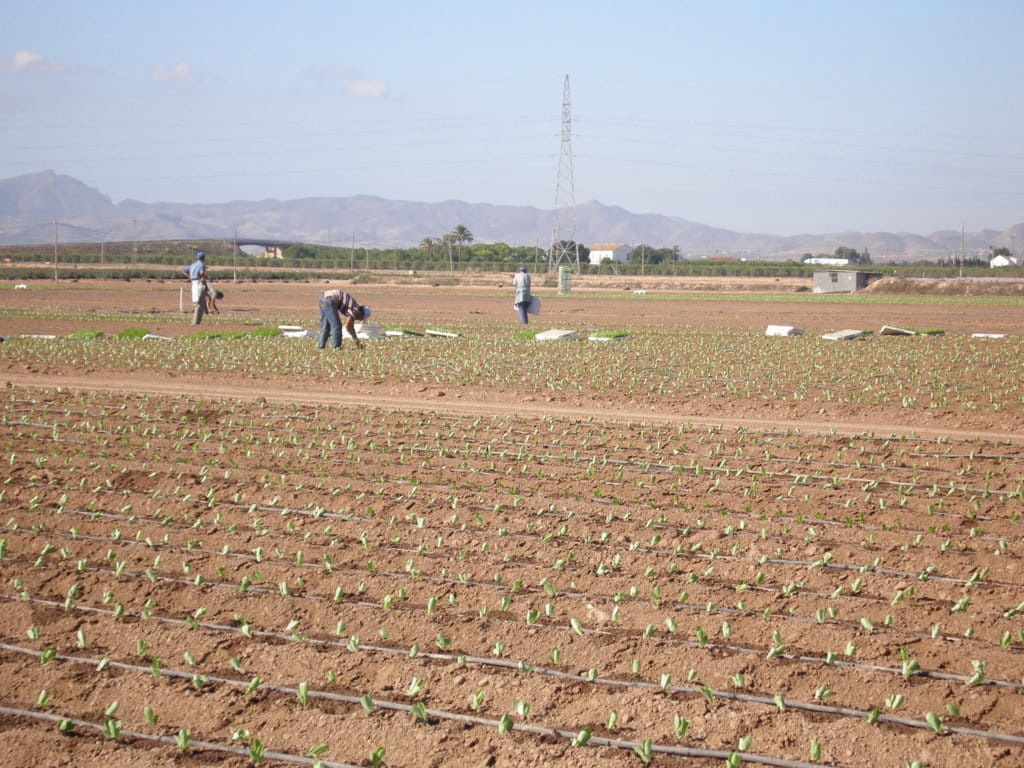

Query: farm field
[0,277,1022,768]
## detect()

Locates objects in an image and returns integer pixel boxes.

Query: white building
[588,242,634,264]
[803,257,850,266]
[990,255,1020,268]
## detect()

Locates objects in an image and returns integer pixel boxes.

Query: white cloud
[11,51,49,72]
[3,51,93,75]
[150,62,192,81]
[346,80,388,99]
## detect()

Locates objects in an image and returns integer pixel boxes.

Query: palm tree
[450,225,474,264]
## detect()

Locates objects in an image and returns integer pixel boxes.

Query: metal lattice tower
[549,75,581,274]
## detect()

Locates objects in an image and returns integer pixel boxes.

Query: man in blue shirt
[182,251,208,325]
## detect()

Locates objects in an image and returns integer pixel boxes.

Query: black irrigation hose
[37,561,1024,689]
[0,705,358,768]
[0,644,965,768]
[14,428,1022,511]
[9,504,1024,662]
[16,528,1019,687]
[7,412,1021,501]
[3,597,1024,748]
[10,496,1008,602]
[10,420,1022,540]
[19,472,1020,592]
[0,644,824,768]
[6,512,1024,663]
[16,465,1022,570]
[9,488,1021,619]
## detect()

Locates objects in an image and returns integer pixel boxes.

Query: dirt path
[6,370,1024,444]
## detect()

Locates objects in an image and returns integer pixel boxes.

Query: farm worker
[512,266,532,324]
[182,251,209,325]
[318,289,370,350]
[205,285,223,315]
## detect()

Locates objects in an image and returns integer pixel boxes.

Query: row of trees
[12,226,1023,279]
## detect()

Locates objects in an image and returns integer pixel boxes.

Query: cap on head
[360,306,371,321]
[520,266,527,272]
[196,251,206,260]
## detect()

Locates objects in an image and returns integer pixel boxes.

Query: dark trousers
[516,301,529,324]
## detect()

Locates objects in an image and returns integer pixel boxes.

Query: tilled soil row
[1,387,1022,767]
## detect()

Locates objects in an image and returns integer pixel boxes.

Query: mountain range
[1,170,1020,262]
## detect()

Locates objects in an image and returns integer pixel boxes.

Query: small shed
[812,270,882,294]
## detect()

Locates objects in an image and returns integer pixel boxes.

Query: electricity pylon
[549,75,581,274]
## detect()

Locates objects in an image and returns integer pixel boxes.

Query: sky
[3,0,1023,237]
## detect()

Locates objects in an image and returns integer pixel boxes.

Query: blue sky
[3,0,1023,236]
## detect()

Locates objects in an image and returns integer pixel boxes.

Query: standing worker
[183,251,208,325]
[512,266,532,324]
[318,288,370,350]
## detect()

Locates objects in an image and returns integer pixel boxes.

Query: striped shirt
[321,290,361,318]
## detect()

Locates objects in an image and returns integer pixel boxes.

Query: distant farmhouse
[990,254,1020,268]
[588,243,634,264]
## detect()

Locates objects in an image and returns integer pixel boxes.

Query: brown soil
[0,276,1022,768]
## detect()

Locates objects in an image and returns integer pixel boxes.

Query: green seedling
[633,739,653,764]
[571,727,591,747]
[470,690,486,710]
[248,737,265,764]
[175,729,190,752]
[410,701,429,724]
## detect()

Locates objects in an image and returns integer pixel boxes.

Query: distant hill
[0,170,1017,263]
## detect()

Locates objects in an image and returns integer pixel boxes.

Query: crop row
[1,386,1022,766]
[2,325,1023,416]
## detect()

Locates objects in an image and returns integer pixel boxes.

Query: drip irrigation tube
[7,412,1020,503]
[2,600,1023,746]
[20,478,1019,593]
[11,499,1014,606]
[5,523,1023,677]
[0,705,358,768]
[0,648,906,768]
